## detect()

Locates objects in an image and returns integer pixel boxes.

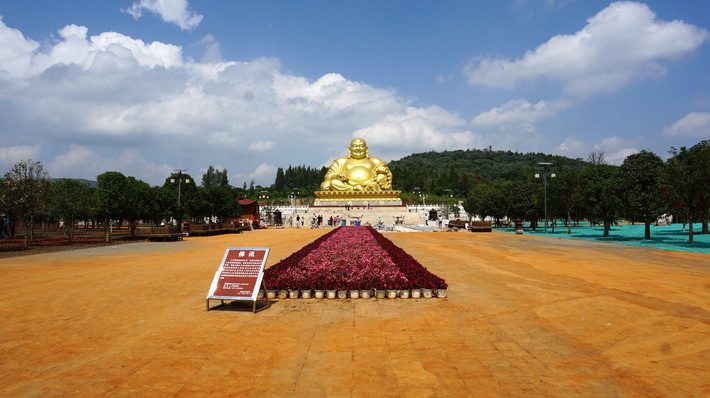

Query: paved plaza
[1,229,708,396]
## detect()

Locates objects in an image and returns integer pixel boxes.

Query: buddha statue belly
[320,138,393,192]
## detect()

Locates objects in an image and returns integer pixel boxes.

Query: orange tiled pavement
[1,229,709,396]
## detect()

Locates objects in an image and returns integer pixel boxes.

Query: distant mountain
[387,149,589,194]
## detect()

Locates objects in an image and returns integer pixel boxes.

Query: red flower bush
[264,226,447,291]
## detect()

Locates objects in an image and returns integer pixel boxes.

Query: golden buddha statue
[320,138,392,192]
[314,138,401,206]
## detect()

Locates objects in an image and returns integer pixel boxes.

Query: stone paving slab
[0,229,708,396]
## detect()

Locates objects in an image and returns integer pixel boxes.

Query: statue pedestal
[313,190,402,206]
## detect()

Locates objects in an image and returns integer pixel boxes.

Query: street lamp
[288,189,299,210]
[288,189,299,226]
[259,190,270,223]
[413,187,420,211]
[443,189,452,219]
[535,162,556,233]
[170,169,190,232]
[419,192,428,208]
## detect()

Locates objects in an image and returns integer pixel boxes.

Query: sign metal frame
[206,247,271,313]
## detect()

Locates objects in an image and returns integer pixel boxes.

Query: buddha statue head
[348,138,369,159]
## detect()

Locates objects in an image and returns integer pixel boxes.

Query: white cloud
[123,0,203,31]
[0,20,182,81]
[353,105,481,155]
[553,135,640,164]
[0,16,40,79]
[465,1,708,97]
[662,112,710,138]
[554,136,586,155]
[607,147,638,165]
[471,99,567,126]
[0,20,485,185]
[246,163,278,186]
[47,146,173,182]
[248,140,275,152]
[0,145,40,166]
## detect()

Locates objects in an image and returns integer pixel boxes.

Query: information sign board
[207,247,269,303]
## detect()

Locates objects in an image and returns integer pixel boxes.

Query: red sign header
[207,247,269,301]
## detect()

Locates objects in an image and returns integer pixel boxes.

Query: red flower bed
[264,226,447,291]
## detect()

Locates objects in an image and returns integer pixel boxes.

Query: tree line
[461,141,709,243]
[2,140,707,245]
[0,164,243,244]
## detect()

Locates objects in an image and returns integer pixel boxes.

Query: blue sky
[0,1,708,187]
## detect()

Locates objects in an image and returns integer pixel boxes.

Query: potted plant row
[263,226,447,299]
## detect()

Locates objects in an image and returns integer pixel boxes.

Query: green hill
[388,148,589,195]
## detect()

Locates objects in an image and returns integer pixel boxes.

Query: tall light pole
[259,190,270,223]
[443,189,452,219]
[289,189,299,210]
[413,187,420,212]
[171,169,190,232]
[535,162,555,233]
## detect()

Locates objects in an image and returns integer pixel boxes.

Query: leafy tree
[204,185,242,222]
[274,167,286,192]
[96,171,128,241]
[3,160,49,245]
[463,182,489,220]
[665,143,709,243]
[50,179,90,241]
[162,173,198,226]
[581,164,619,237]
[548,172,583,234]
[464,180,508,226]
[616,150,665,239]
[688,141,710,234]
[201,166,229,188]
[506,179,540,228]
[123,177,155,236]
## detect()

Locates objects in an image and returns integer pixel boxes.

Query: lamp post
[419,192,428,208]
[288,189,299,226]
[443,189,452,219]
[259,190,270,223]
[413,187,420,211]
[535,162,555,233]
[288,189,299,211]
[170,169,190,232]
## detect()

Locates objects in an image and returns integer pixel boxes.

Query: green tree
[506,179,540,228]
[50,179,90,241]
[96,171,128,242]
[581,164,619,237]
[123,177,155,237]
[162,173,198,226]
[664,143,709,244]
[3,160,49,245]
[548,172,583,234]
[689,141,710,234]
[202,166,229,188]
[274,167,286,192]
[616,150,666,239]
[204,185,242,222]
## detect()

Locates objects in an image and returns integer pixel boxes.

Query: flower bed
[264,226,447,293]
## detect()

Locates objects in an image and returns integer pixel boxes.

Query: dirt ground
[0,228,708,397]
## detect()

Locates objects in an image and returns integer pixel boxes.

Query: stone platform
[305,205,425,227]
[313,190,402,206]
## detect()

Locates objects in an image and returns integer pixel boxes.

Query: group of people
[287,214,351,228]
[0,216,15,240]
